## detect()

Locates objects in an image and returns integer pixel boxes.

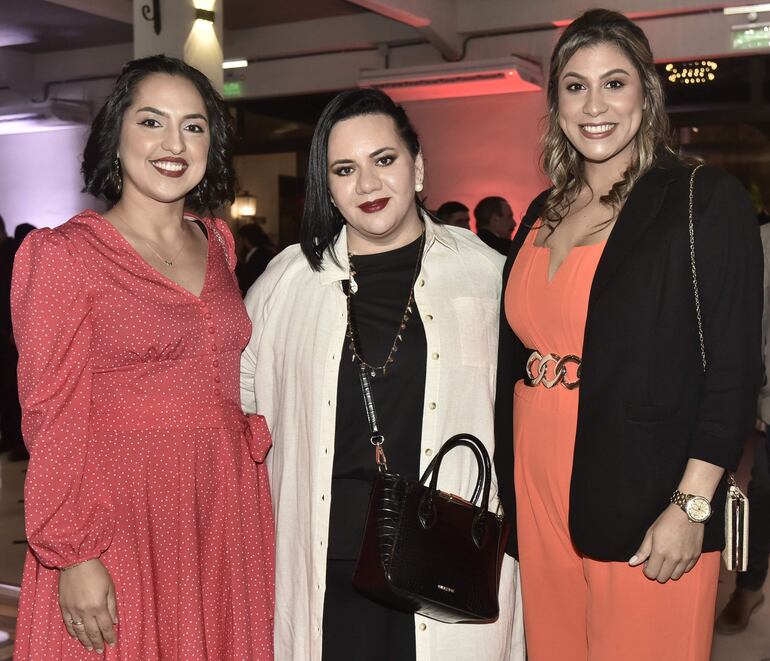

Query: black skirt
[322,559,416,661]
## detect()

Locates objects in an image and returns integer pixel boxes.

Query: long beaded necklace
[346,231,426,377]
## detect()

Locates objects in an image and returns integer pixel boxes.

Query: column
[133,0,223,90]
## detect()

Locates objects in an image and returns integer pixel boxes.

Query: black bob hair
[300,88,426,271]
[82,54,235,211]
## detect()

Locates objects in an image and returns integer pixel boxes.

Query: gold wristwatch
[671,490,712,523]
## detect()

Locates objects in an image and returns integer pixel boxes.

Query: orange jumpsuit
[505,231,720,661]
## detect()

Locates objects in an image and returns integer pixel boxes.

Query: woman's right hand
[58,558,118,653]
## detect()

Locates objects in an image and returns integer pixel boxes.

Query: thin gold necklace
[345,231,425,377]
[141,236,185,267]
[113,213,186,267]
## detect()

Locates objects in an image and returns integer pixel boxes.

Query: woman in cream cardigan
[240,88,524,661]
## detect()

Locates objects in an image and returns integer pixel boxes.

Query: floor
[0,446,769,660]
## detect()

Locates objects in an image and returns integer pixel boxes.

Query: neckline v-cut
[530,231,606,284]
[89,210,212,299]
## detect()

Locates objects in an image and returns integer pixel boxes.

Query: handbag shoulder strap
[357,365,389,472]
[688,164,739,490]
[688,163,707,372]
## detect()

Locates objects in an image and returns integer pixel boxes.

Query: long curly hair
[540,9,675,226]
[82,55,235,212]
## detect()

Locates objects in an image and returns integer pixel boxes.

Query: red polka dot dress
[11,211,274,660]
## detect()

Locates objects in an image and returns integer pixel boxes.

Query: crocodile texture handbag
[351,365,509,623]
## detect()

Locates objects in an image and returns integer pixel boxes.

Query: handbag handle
[417,434,492,548]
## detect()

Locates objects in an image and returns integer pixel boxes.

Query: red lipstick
[357,197,390,213]
[150,157,189,178]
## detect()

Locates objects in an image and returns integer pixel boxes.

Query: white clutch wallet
[723,474,749,572]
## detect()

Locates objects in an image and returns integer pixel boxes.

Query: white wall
[0,127,104,232]
[405,91,550,226]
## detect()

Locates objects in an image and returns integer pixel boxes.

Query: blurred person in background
[474,196,516,255]
[236,222,277,294]
[0,213,20,456]
[435,200,470,230]
[715,208,770,634]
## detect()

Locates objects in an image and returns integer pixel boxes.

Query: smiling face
[327,113,424,253]
[557,42,645,169]
[117,73,210,206]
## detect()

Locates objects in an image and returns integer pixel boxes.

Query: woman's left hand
[628,503,704,582]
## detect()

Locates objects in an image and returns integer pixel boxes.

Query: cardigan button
[428,402,437,410]
[425,314,433,321]
[424,448,433,457]
[431,352,439,360]
[418,623,427,631]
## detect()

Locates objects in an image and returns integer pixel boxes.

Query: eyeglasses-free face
[327,113,424,254]
[117,73,210,207]
[557,42,645,171]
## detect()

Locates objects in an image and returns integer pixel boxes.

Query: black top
[327,235,427,559]
[494,155,763,561]
[235,247,275,295]
[477,229,511,256]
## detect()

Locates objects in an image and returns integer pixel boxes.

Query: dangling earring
[194,177,207,202]
[415,182,424,193]
[113,157,122,193]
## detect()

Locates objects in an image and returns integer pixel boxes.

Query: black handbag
[351,364,510,623]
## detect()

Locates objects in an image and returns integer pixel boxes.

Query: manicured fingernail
[629,555,638,565]
[96,649,103,654]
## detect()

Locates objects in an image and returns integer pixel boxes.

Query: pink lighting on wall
[403,92,549,234]
[360,58,543,103]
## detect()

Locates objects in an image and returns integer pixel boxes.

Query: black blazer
[494,157,763,561]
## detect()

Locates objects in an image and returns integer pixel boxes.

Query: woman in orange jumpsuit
[494,9,763,661]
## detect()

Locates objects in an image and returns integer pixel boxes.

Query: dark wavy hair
[82,55,235,211]
[300,88,426,271]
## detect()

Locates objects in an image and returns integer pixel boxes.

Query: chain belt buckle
[526,350,581,390]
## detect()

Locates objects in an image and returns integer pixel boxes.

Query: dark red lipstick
[357,197,390,213]
[150,157,189,178]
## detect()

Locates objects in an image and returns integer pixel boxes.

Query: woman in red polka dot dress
[10,56,274,660]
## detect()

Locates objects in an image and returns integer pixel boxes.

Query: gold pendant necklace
[112,212,186,267]
[141,238,185,267]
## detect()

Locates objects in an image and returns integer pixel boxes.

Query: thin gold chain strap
[688,163,706,372]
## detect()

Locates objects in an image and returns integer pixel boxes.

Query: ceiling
[0,0,132,53]
[0,0,368,53]
[223,0,365,30]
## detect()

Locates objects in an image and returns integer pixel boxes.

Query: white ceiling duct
[0,99,92,135]
[358,57,543,102]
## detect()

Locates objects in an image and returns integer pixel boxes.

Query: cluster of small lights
[665,60,718,84]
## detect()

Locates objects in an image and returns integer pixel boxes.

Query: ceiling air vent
[0,99,92,135]
[359,57,543,102]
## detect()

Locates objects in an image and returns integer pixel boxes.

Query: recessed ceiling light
[223,59,248,69]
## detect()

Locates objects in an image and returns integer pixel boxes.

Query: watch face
[686,496,712,523]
